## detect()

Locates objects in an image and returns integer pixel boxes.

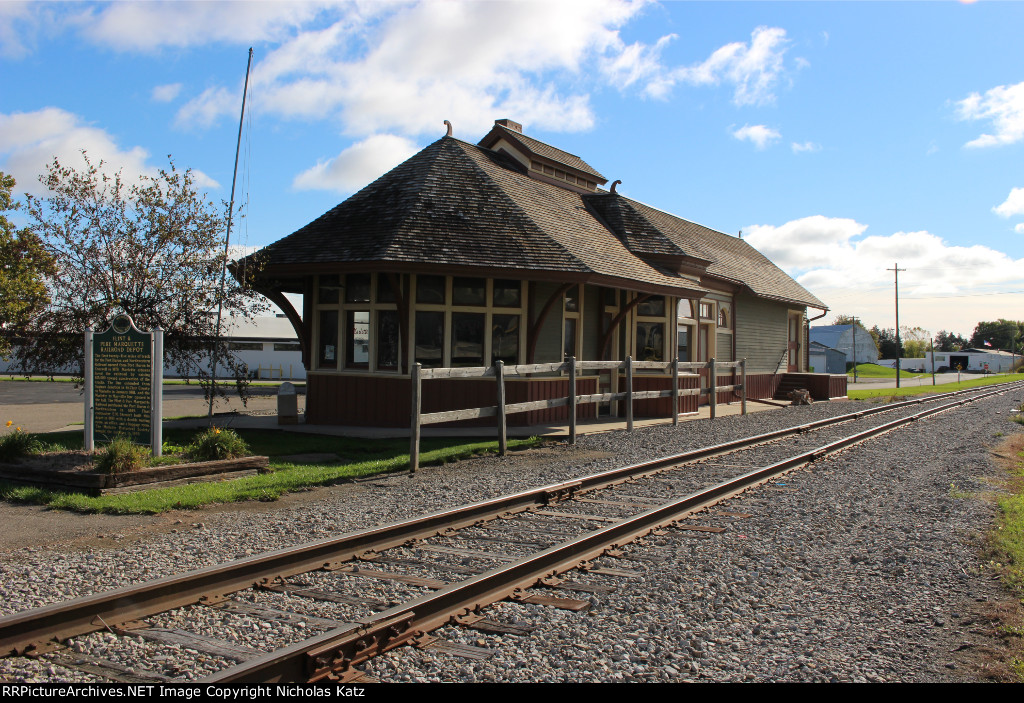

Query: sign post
[85,315,163,456]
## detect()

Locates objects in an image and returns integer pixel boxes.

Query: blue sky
[2,0,1023,340]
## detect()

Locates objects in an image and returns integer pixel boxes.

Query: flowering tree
[16,153,267,403]
[0,172,55,359]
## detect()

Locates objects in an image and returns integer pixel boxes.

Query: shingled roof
[250,129,825,310]
[484,123,605,180]
[250,136,703,296]
[619,198,827,309]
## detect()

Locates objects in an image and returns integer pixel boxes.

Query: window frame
[409,275,527,370]
[313,273,401,373]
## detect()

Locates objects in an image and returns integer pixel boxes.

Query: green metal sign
[90,315,153,446]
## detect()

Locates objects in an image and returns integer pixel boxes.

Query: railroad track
[2,381,1021,683]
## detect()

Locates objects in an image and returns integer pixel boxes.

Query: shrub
[189,427,249,462]
[94,437,150,474]
[0,424,41,462]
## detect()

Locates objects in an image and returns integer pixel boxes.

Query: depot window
[411,275,525,369]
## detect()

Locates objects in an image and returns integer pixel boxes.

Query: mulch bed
[0,451,271,495]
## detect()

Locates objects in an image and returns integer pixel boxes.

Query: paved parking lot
[0,381,285,433]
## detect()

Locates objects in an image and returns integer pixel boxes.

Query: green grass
[990,453,1024,594]
[1,375,78,383]
[847,363,925,379]
[986,437,1024,682]
[0,428,545,514]
[848,372,1024,400]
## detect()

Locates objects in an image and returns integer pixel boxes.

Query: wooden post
[741,358,747,415]
[709,357,717,420]
[671,356,679,426]
[626,356,634,431]
[496,360,507,456]
[410,363,422,473]
[569,356,577,444]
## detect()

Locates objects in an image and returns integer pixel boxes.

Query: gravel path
[2,389,1022,682]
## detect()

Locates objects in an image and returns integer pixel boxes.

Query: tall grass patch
[94,437,150,474]
[0,428,42,462]
[189,427,249,461]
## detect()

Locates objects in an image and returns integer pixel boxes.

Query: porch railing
[409,357,746,472]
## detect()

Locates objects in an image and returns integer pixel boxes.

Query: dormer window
[480,118,606,193]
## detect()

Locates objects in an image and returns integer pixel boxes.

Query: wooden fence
[409,357,746,472]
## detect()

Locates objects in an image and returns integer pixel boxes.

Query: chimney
[494,118,522,133]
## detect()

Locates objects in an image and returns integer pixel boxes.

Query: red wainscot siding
[698,371,780,407]
[306,373,597,428]
[829,374,848,399]
[621,374,701,418]
[777,373,843,401]
[620,372,782,418]
[744,373,783,401]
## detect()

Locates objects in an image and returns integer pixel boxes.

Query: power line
[821,288,1024,301]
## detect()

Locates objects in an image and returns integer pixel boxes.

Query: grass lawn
[0,428,544,514]
[848,373,1024,400]
[983,426,1024,681]
[848,363,925,379]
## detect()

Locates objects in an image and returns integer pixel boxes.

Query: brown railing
[409,357,747,472]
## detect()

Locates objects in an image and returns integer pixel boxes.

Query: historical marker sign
[85,314,163,455]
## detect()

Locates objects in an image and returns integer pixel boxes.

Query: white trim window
[313,273,401,372]
[412,275,526,369]
[635,295,669,362]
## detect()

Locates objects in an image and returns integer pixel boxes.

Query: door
[788,312,802,372]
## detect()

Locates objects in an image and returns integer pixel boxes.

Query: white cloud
[0,107,218,196]
[670,26,790,106]
[292,134,419,193]
[601,33,678,98]
[176,86,237,129]
[171,1,642,135]
[152,83,183,103]
[1016,223,1024,234]
[993,187,1024,218]
[791,141,820,153]
[75,1,330,51]
[956,81,1024,148]
[0,1,36,58]
[732,124,780,150]
[162,4,793,139]
[745,215,1024,335]
[744,216,865,271]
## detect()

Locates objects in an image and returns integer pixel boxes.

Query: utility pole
[888,263,906,388]
[930,337,936,385]
[851,317,859,383]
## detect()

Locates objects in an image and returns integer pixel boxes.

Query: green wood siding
[734,293,793,373]
[530,281,563,363]
[716,332,734,363]
[582,285,601,360]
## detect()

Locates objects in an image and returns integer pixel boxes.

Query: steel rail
[1,381,1019,658]
[205,382,1017,682]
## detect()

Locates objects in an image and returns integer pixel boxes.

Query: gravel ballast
[1,390,1022,682]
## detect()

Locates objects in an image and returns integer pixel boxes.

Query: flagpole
[208,47,253,423]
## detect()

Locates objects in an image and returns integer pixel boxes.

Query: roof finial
[610,179,621,194]
[444,120,453,137]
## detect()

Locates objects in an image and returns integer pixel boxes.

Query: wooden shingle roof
[485,124,606,180]
[251,137,703,296]
[621,198,827,309]
[250,131,825,310]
